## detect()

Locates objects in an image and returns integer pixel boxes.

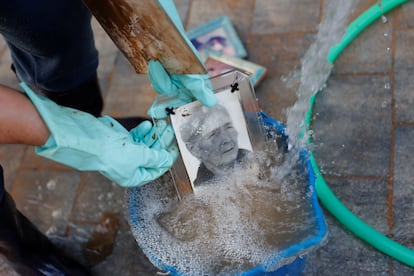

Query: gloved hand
[148,0,217,118]
[21,82,178,187]
[148,60,217,118]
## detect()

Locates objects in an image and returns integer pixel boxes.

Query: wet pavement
[1,0,414,275]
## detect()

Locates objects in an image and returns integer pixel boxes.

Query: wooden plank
[83,0,206,75]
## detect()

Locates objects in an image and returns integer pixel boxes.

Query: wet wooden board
[83,0,206,75]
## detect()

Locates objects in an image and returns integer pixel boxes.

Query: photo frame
[150,71,266,196]
[204,54,267,87]
[170,90,253,189]
[187,16,247,59]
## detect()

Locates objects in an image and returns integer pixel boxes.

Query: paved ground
[1,0,414,275]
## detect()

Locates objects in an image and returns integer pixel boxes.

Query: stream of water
[277,0,357,180]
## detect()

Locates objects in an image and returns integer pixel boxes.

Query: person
[0,0,216,274]
[180,104,252,186]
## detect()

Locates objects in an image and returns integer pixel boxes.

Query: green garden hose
[327,0,408,63]
[307,0,414,267]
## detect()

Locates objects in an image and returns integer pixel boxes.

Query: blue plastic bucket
[127,113,327,275]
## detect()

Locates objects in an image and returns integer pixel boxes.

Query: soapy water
[128,150,319,275]
[127,1,359,275]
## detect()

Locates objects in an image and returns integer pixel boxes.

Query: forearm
[0,84,50,146]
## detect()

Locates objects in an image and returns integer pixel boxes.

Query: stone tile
[304,212,390,275]
[347,0,408,27]
[51,223,96,267]
[10,169,81,235]
[255,76,299,122]
[0,255,19,276]
[325,177,389,232]
[393,127,414,239]
[312,75,391,176]
[0,144,27,191]
[393,249,414,276]
[394,24,414,66]
[247,33,314,74]
[64,216,150,272]
[347,0,377,24]
[395,67,414,124]
[333,19,392,75]
[253,0,320,35]
[187,0,255,44]
[398,1,414,28]
[174,0,191,23]
[91,225,158,275]
[247,33,314,121]
[83,212,120,266]
[20,146,73,171]
[71,172,126,223]
[345,1,401,31]
[0,37,6,54]
[394,29,414,123]
[60,222,97,267]
[306,176,390,272]
[102,54,157,118]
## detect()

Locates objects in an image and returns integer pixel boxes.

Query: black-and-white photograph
[171,90,253,188]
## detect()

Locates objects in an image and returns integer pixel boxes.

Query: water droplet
[46,226,58,235]
[46,179,56,190]
[52,209,62,219]
[384,83,391,90]
[381,15,388,24]
[384,32,389,37]
[381,101,388,108]
[377,0,383,9]
[386,47,391,51]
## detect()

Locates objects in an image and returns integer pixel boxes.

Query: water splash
[276,0,356,179]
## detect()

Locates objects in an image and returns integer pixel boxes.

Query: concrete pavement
[1,0,414,275]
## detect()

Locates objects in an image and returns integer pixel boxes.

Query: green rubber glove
[21,82,178,187]
[148,0,217,118]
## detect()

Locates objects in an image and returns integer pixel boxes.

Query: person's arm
[0,84,50,146]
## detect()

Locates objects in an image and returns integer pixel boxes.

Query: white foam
[128,152,318,275]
